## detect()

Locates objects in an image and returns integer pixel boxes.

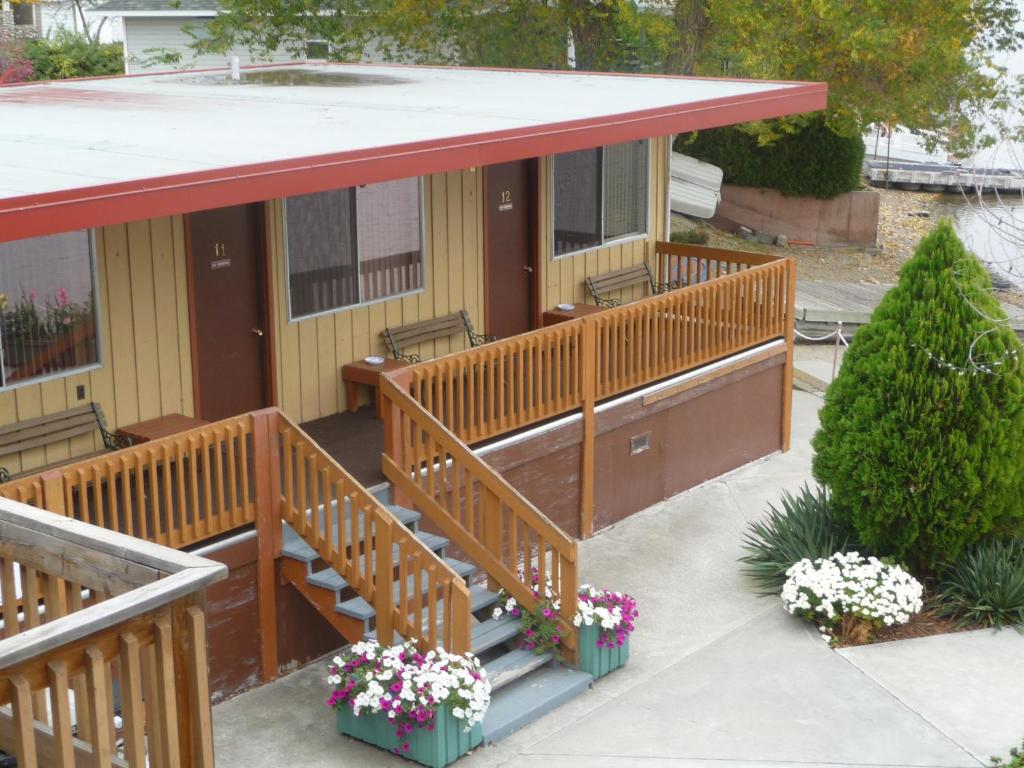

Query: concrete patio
[212,362,1024,767]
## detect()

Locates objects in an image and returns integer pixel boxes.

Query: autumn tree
[706,0,1021,143]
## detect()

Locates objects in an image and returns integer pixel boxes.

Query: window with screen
[552,140,649,258]
[0,231,100,388]
[286,178,424,320]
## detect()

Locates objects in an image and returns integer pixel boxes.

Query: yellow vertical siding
[540,135,670,310]
[270,169,487,423]
[0,216,194,476]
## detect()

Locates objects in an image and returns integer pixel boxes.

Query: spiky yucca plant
[739,484,854,595]
[937,539,1024,630]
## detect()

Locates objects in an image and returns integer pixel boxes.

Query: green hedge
[677,116,864,199]
[23,32,123,81]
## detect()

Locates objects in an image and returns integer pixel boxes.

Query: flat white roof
[0,63,826,240]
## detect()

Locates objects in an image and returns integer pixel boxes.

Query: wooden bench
[382,310,494,363]
[0,403,131,483]
[585,263,658,307]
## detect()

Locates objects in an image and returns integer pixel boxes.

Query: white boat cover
[670,152,724,219]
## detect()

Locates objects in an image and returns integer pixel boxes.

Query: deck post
[39,469,65,516]
[382,370,414,509]
[251,409,280,683]
[580,318,597,539]
[781,257,797,452]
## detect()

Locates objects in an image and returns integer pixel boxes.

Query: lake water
[930,195,1024,288]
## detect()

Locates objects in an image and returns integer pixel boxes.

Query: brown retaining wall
[716,185,879,247]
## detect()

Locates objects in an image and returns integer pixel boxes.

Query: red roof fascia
[0,82,826,242]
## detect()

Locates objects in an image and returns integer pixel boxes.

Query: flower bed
[782,552,924,645]
[573,586,638,678]
[327,642,489,767]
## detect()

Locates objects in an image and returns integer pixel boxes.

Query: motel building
[0,63,825,765]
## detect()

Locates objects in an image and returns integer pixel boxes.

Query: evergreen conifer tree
[811,220,1024,570]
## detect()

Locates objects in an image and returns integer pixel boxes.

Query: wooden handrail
[0,414,257,549]
[380,375,580,658]
[403,248,793,445]
[0,496,225,767]
[274,412,471,654]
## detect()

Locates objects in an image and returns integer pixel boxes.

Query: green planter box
[335,703,482,768]
[577,624,630,679]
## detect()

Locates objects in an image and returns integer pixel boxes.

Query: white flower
[781,552,923,636]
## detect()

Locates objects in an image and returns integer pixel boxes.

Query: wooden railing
[0,414,256,549]
[0,496,226,767]
[592,255,790,400]
[651,240,782,290]
[405,244,794,445]
[380,375,580,658]
[406,319,585,445]
[275,412,472,654]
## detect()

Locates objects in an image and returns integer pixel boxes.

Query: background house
[87,0,295,73]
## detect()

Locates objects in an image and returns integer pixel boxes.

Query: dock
[863,159,1024,194]
[795,281,1024,339]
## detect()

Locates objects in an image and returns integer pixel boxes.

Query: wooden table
[341,358,410,418]
[117,413,209,444]
[542,303,605,326]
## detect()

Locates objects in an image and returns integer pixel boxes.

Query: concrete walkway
[212,371,1023,767]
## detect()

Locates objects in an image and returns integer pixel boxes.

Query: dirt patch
[867,607,972,645]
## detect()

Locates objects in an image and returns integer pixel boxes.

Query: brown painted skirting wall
[483,349,786,535]
[201,536,343,703]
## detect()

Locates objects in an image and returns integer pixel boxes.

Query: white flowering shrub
[782,552,924,643]
[327,641,490,755]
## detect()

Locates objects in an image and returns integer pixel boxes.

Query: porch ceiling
[0,63,826,242]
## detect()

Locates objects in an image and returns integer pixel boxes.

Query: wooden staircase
[278,481,593,744]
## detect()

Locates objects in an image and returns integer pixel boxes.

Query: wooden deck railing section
[380,375,580,659]
[0,414,256,549]
[0,496,226,767]
[274,412,472,655]
[404,244,794,445]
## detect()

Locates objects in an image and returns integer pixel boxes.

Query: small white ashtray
[557,303,575,311]
[364,356,385,365]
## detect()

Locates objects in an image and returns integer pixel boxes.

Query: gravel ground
[672,187,1024,307]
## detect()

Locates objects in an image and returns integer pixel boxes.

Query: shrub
[0,41,34,83]
[739,484,854,595]
[677,114,864,199]
[936,539,1024,630]
[670,228,709,245]
[23,32,123,80]
[812,221,1024,570]
[782,552,924,645]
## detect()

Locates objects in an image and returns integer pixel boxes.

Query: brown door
[187,204,269,422]
[485,160,537,338]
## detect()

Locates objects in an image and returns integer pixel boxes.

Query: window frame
[0,230,104,392]
[283,177,429,323]
[550,139,652,261]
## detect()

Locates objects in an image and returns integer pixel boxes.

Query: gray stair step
[280,525,318,564]
[484,649,554,692]
[368,481,392,506]
[482,665,593,744]
[470,616,522,656]
[469,584,501,614]
[301,530,449,592]
[280,503,420,562]
[363,585,503,642]
[336,557,477,621]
